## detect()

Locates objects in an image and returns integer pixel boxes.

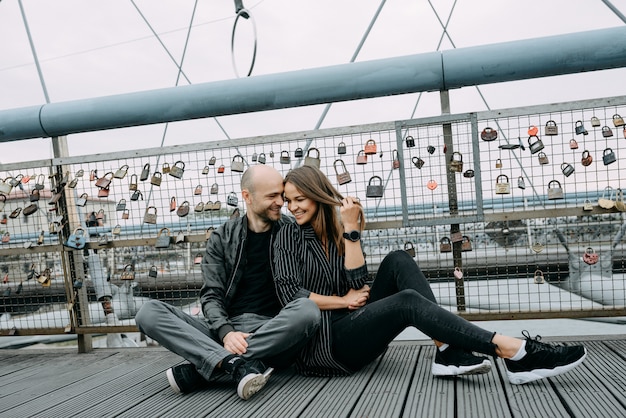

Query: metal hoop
[230,8,257,78]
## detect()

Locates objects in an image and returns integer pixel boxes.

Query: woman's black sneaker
[431,346,492,376]
[504,331,587,385]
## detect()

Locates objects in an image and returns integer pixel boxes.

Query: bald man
[136,165,321,400]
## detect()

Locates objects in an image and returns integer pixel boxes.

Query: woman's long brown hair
[284,165,364,255]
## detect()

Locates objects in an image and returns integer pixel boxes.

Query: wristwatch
[343,230,361,242]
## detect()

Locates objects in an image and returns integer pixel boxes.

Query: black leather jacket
[199,214,293,340]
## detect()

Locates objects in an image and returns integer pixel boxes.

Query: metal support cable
[17,0,49,104]
[601,0,626,24]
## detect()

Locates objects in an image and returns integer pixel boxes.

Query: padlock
[427,179,437,190]
[405,136,415,147]
[427,145,436,154]
[89,169,98,182]
[155,227,171,249]
[9,207,21,218]
[304,148,321,168]
[440,237,452,253]
[613,113,625,127]
[528,125,538,136]
[194,253,203,264]
[131,190,143,201]
[534,270,545,284]
[453,267,464,280]
[537,152,549,165]
[598,186,615,209]
[364,139,377,155]
[150,171,162,186]
[230,207,240,219]
[33,174,45,191]
[583,247,599,265]
[114,164,128,179]
[574,120,588,135]
[121,209,129,220]
[194,202,205,212]
[392,149,400,169]
[569,139,578,149]
[544,120,558,136]
[212,200,222,211]
[30,189,40,202]
[231,155,245,173]
[294,147,304,158]
[202,165,210,175]
[603,148,616,165]
[463,169,475,178]
[169,161,185,179]
[337,142,347,154]
[280,150,291,164]
[495,158,503,169]
[23,203,38,217]
[481,127,498,141]
[120,265,136,281]
[602,126,614,138]
[356,150,367,165]
[11,174,23,187]
[461,235,472,252]
[217,165,225,173]
[366,176,384,198]
[162,162,170,174]
[143,206,158,224]
[227,192,239,207]
[1,232,10,243]
[257,153,266,164]
[209,156,217,165]
[112,224,122,235]
[75,169,85,178]
[176,230,185,243]
[528,135,544,154]
[97,209,106,221]
[581,150,593,167]
[210,183,219,194]
[615,188,626,212]
[333,159,352,185]
[449,152,463,172]
[561,162,575,177]
[38,268,52,287]
[76,193,88,207]
[98,186,110,198]
[583,199,594,211]
[98,234,109,246]
[518,176,526,190]
[194,184,203,195]
[116,199,127,212]
[140,163,150,181]
[450,231,463,243]
[547,180,564,200]
[65,227,87,249]
[251,153,258,162]
[590,116,601,127]
[129,174,138,191]
[495,174,511,194]
[404,241,416,257]
[412,156,424,169]
[95,172,113,189]
[177,201,190,217]
[68,178,79,188]
[531,242,544,253]
[0,178,12,194]
[148,265,158,278]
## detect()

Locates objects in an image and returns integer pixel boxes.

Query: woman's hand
[340,196,362,231]
[342,285,370,310]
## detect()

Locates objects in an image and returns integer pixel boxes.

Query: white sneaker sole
[237,367,273,400]
[507,348,587,385]
[166,368,182,394]
[432,359,492,376]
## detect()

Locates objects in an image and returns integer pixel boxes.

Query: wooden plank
[403,345,455,418]
[457,359,511,418]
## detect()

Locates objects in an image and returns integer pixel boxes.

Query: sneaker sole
[165,368,182,394]
[507,348,587,385]
[432,359,492,376]
[237,367,273,400]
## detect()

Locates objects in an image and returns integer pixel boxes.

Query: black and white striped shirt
[273,222,368,376]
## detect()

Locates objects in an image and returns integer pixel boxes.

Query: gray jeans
[135,298,320,380]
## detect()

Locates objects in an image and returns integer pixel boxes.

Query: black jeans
[331,250,497,372]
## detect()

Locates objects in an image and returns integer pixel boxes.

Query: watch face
[345,230,360,241]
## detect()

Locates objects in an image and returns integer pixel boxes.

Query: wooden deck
[1,336,625,418]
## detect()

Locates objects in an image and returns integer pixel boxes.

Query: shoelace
[522,330,562,353]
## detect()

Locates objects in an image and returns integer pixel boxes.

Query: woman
[273,165,587,384]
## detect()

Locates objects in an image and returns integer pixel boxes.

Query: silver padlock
[280,150,291,164]
[169,160,185,179]
[227,192,238,207]
[575,120,588,135]
[547,180,564,200]
[495,174,511,194]
[257,153,266,164]
[337,142,347,154]
[155,227,171,249]
[144,206,158,224]
[334,159,352,185]
[148,265,158,278]
[366,176,384,198]
[544,120,558,136]
[528,135,544,154]
[561,162,575,177]
[304,148,321,168]
[449,152,463,172]
[518,176,526,190]
[405,136,415,148]
[231,155,245,172]
[210,183,219,194]
[603,148,616,165]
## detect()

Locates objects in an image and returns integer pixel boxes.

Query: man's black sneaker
[431,346,492,376]
[228,358,273,400]
[166,363,208,394]
[504,331,587,385]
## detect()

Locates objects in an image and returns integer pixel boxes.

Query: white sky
[1,0,626,163]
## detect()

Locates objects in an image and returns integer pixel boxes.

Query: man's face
[246,176,285,223]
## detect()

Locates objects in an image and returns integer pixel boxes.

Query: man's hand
[223,331,250,355]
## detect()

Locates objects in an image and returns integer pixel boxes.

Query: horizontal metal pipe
[1,26,626,142]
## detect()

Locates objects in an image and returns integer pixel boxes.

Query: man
[135,165,321,400]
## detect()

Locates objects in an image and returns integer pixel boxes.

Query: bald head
[241,165,283,194]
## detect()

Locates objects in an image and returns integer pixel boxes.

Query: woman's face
[284,182,318,225]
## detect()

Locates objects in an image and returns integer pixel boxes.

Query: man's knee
[135,299,165,332]
[285,298,321,330]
